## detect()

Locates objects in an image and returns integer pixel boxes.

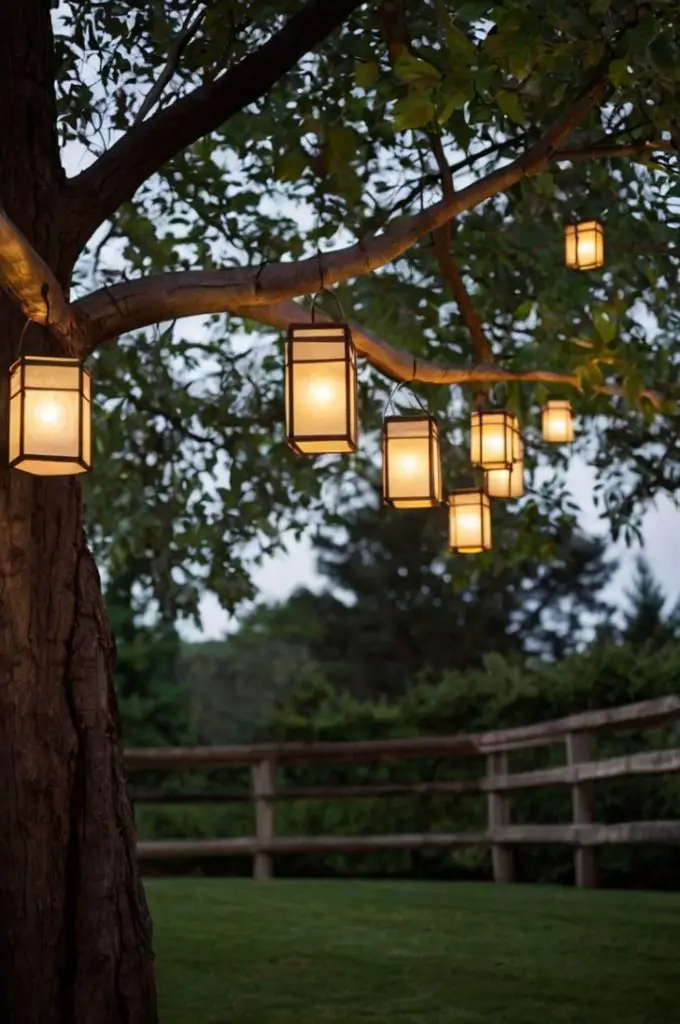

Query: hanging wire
[310,286,347,324]
[16,317,31,358]
[383,377,429,419]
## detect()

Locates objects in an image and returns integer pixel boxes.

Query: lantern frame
[9,354,92,475]
[447,487,492,553]
[382,413,443,509]
[284,322,358,456]
[542,399,574,443]
[564,220,604,271]
[470,408,521,471]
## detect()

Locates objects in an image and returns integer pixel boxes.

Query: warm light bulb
[35,400,64,427]
[308,380,335,406]
[395,453,422,476]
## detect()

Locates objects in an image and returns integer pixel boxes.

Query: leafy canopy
[50,0,680,624]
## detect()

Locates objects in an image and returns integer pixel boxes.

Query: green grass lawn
[148,878,680,1024]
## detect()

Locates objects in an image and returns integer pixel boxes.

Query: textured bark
[0,2,157,1021]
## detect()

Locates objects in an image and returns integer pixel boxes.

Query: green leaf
[624,368,643,408]
[273,149,307,181]
[608,59,629,87]
[437,72,473,122]
[355,60,380,91]
[495,90,525,125]
[446,25,477,67]
[589,0,611,14]
[393,91,436,131]
[594,311,616,345]
[393,52,441,88]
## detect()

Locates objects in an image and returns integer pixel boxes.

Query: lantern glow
[382,415,442,508]
[285,324,358,455]
[448,488,492,553]
[542,400,574,443]
[485,455,525,499]
[9,355,92,475]
[470,409,520,470]
[565,220,604,271]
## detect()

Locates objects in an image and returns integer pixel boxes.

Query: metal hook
[310,287,347,325]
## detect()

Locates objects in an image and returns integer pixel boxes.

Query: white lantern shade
[285,324,358,455]
[485,459,524,499]
[9,355,92,475]
[565,221,604,271]
[542,400,574,443]
[382,415,442,509]
[470,409,520,470]
[448,489,492,553]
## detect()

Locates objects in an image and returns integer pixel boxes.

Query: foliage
[621,555,680,646]
[228,484,617,700]
[47,0,680,627]
[107,570,190,747]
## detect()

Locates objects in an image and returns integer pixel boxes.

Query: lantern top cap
[568,218,603,228]
[471,407,518,420]
[448,485,489,500]
[383,412,437,425]
[10,353,86,370]
[544,398,572,407]
[287,321,351,333]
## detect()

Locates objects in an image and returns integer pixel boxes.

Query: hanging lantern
[470,409,520,471]
[382,414,442,509]
[485,439,525,499]
[285,323,358,455]
[564,220,604,271]
[542,399,574,443]
[448,488,492,553]
[9,355,92,475]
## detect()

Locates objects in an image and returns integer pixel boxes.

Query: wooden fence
[126,695,680,887]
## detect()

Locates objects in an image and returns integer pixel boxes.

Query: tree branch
[133,1,206,126]
[233,299,666,411]
[429,133,494,364]
[67,0,365,250]
[0,208,89,353]
[76,63,612,347]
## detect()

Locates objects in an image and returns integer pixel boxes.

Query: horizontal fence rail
[126,695,680,887]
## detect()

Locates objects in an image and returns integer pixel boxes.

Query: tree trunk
[0,2,158,1021]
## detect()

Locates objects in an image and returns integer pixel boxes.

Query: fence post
[566,732,597,889]
[486,751,514,883]
[251,759,275,881]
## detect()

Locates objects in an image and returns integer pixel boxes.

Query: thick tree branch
[234,299,666,411]
[134,1,206,126]
[0,209,89,353]
[76,64,612,347]
[67,0,365,249]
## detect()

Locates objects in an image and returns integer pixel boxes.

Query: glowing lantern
[470,409,520,471]
[9,355,92,475]
[485,439,525,499]
[284,323,358,455]
[565,220,604,271]
[448,488,492,553]
[542,400,574,443]
[382,414,442,509]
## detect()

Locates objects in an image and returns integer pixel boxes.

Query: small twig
[134,1,207,126]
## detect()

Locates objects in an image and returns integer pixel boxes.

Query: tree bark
[0,2,157,1021]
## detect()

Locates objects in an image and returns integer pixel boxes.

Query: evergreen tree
[622,557,679,647]
[236,491,616,700]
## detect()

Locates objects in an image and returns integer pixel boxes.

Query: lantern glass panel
[542,400,574,443]
[383,416,442,508]
[470,410,519,470]
[448,490,492,553]
[8,356,92,475]
[565,221,604,270]
[285,325,358,455]
[486,460,524,499]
